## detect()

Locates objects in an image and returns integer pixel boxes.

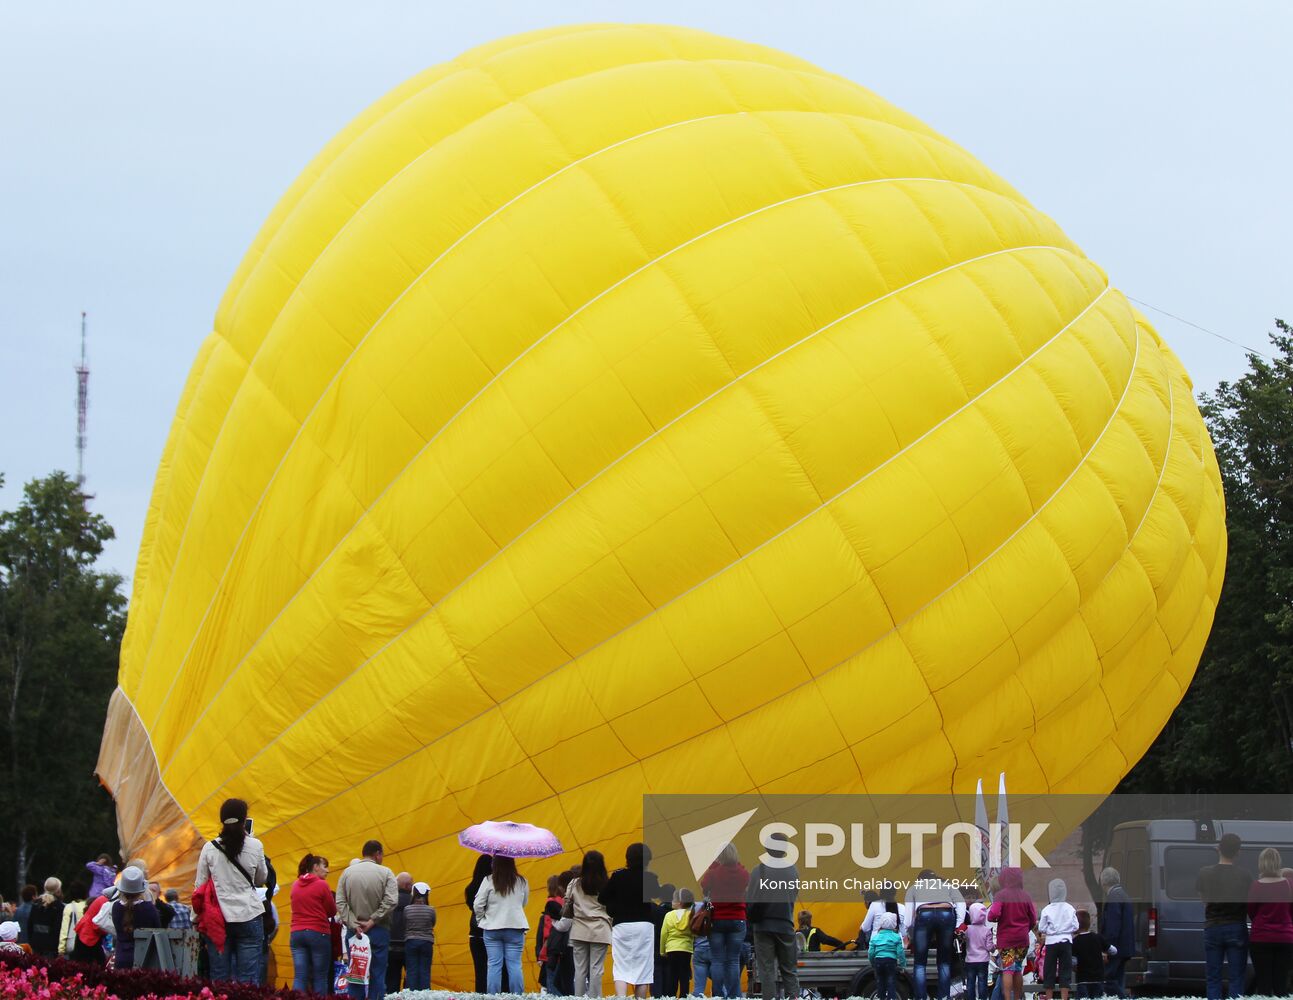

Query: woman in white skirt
[565,850,613,996]
[598,843,662,998]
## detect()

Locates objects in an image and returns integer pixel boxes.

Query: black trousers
[386,944,405,992]
[1250,940,1293,996]
[471,934,489,993]
[70,939,105,965]
[664,950,692,997]
[1044,941,1073,988]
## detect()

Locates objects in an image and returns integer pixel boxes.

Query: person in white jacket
[473,856,530,994]
[860,889,909,943]
[194,798,268,985]
[1037,878,1078,1000]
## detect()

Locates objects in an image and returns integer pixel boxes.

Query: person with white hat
[0,920,30,955]
[404,882,437,990]
[112,866,160,968]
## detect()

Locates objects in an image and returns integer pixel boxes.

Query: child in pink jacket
[964,902,993,1000]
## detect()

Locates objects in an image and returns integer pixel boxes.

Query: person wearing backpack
[194,797,268,984]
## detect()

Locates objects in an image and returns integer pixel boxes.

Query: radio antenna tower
[76,312,89,488]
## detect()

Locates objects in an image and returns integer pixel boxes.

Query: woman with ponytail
[290,853,337,994]
[111,867,159,968]
[194,797,268,984]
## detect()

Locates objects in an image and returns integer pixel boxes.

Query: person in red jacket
[700,844,749,999]
[71,886,117,965]
[987,868,1037,1000]
[1247,848,1293,995]
[291,854,338,995]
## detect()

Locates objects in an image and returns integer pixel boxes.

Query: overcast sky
[2,1,1289,582]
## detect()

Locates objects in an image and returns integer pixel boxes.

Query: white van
[1103,818,1293,994]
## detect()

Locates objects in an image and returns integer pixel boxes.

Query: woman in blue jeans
[691,933,712,995]
[700,844,750,998]
[909,872,965,1000]
[404,881,437,990]
[290,853,337,994]
[195,798,270,985]
[473,856,530,994]
[709,919,747,999]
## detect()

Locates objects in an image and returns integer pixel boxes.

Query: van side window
[1165,847,1222,899]
[1120,827,1150,900]
[1165,845,1280,899]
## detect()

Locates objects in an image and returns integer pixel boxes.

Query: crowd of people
[498,845,1138,1000]
[2,809,1291,1000]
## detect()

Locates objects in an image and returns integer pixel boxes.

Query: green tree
[0,471,126,896]
[1122,320,1293,792]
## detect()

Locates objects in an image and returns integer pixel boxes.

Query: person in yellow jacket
[58,882,87,958]
[660,888,696,998]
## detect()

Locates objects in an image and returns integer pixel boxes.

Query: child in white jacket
[1037,878,1078,1000]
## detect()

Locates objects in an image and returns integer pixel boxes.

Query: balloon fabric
[96,23,1226,989]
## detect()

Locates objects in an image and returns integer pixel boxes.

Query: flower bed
[0,954,309,1000]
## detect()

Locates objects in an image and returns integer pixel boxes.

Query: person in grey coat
[1099,867,1135,998]
[746,845,799,1000]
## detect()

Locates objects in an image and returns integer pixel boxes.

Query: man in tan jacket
[336,840,399,1000]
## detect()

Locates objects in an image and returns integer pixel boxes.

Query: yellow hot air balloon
[97,23,1225,988]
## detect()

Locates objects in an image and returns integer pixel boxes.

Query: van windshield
[1165,846,1293,900]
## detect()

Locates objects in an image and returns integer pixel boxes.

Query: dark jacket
[14,902,33,944]
[746,863,798,934]
[599,865,661,925]
[1072,930,1108,982]
[113,900,161,968]
[1101,884,1136,957]
[391,888,412,947]
[26,900,65,957]
[467,873,486,938]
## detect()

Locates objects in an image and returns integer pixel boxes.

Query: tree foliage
[1122,319,1293,793]
[0,472,126,896]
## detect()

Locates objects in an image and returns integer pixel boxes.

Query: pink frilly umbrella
[458,820,564,858]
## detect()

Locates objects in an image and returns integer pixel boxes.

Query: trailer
[748,948,915,998]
